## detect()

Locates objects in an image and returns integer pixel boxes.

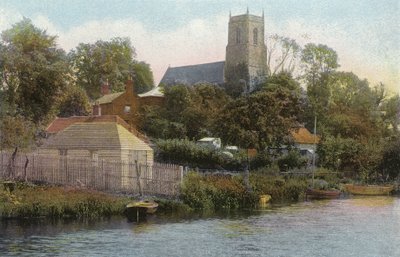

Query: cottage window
[124,105,131,113]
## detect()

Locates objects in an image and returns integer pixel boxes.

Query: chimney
[93,101,101,116]
[125,77,135,96]
[101,80,110,95]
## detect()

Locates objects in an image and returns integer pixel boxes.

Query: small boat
[306,188,341,200]
[344,184,394,196]
[125,200,158,222]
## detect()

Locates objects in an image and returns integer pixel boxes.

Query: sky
[0,0,399,94]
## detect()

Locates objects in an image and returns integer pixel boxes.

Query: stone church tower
[225,10,267,92]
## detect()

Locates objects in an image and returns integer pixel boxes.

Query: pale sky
[0,0,399,94]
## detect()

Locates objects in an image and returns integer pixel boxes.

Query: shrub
[180,172,257,210]
[155,139,244,170]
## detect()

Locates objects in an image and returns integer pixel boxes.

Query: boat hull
[344,184,394,195]
[306,188,341,199]
[125,201,158,221]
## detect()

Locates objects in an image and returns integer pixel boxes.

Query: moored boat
[344,184,394,196]
[125,200,158,222]
[306,188,341,200]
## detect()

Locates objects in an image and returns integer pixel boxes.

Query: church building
[160,10,268,92]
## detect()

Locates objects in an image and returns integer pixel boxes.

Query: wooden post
[135,160,143,197]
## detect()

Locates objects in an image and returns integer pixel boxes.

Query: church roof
[160,61,225,86]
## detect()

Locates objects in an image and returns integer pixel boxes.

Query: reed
[0,182,129,219]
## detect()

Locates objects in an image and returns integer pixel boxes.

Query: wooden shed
[40,122,153,164]
[39,122,153,189]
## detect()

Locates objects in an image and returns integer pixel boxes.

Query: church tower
[225,10,267,92]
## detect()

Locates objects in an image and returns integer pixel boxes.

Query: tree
[133,61,155,94]
[214,89,302,151]
[0,18,70,124]
[265,34,301,76]
[223,62,250,97]
[57,85,91,117]
[0,115,35,150]
[379,137,400,180]
[69,37,137,99]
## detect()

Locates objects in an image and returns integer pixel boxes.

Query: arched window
[236,27,241,44]
[253,28,258,45]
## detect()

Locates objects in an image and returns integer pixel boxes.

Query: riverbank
[0,181,130,219]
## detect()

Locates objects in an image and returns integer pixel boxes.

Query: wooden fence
[0,152,183,197]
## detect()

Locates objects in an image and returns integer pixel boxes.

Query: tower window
[236,27,241,44]
[253,28,258,45]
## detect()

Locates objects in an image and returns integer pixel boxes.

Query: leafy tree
[261,71,302,94]
[214,88,302,151]
[57,85,91,117]
[379,137,400,180]
[0,115,35,150]
[223,62,250,97]
[0,18,70,124]
[69,37,137,99]
[132,61,154,94]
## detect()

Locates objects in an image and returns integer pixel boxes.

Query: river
[1,196,399,257]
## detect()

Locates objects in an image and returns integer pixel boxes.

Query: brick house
[92,79,164,127]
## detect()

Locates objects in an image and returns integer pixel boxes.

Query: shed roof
[43,122,152,151]
[95,91,124,104]
[160,61,225,86]
[46,115,131,134]
[290,127,320,144]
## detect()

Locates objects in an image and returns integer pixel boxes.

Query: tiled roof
[160,61,225,86]
[95,91,124,104]
[46,115,131,134]
[290,127,320,144]
[42,122,152,151]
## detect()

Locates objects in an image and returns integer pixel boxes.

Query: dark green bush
[155,139,244,170]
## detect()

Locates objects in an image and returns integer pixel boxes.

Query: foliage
[180,172,257,210]
[261,71,302,93]
[379,137,400,180]
[132,61,155,94]
[214,88,302,151]
[57,85,91,117]
[140,84,230,140]
[69,37,136,99]
[277,150,308,172]
[155,139,244,170]
[249,174,308,202]
[0,183,128,219]
[223,62,250,97]
[0,115,36,150]
[0,18,70,124]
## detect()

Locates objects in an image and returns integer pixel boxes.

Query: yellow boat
[344,184,394,196]
[125,200,158,222]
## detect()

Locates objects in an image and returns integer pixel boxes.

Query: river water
[1,196,399,257]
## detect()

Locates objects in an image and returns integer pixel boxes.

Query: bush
[180,172,257,210]
[250,174,308,202]
[277,150,308,171]
[155,139,244,170]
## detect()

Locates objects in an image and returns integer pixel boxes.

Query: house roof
[159,61,225,86]
[46,115,131,134]
[42,122,152,151]
[138,87,164,98]
[290,127,320,144]
[95,91,124,104]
